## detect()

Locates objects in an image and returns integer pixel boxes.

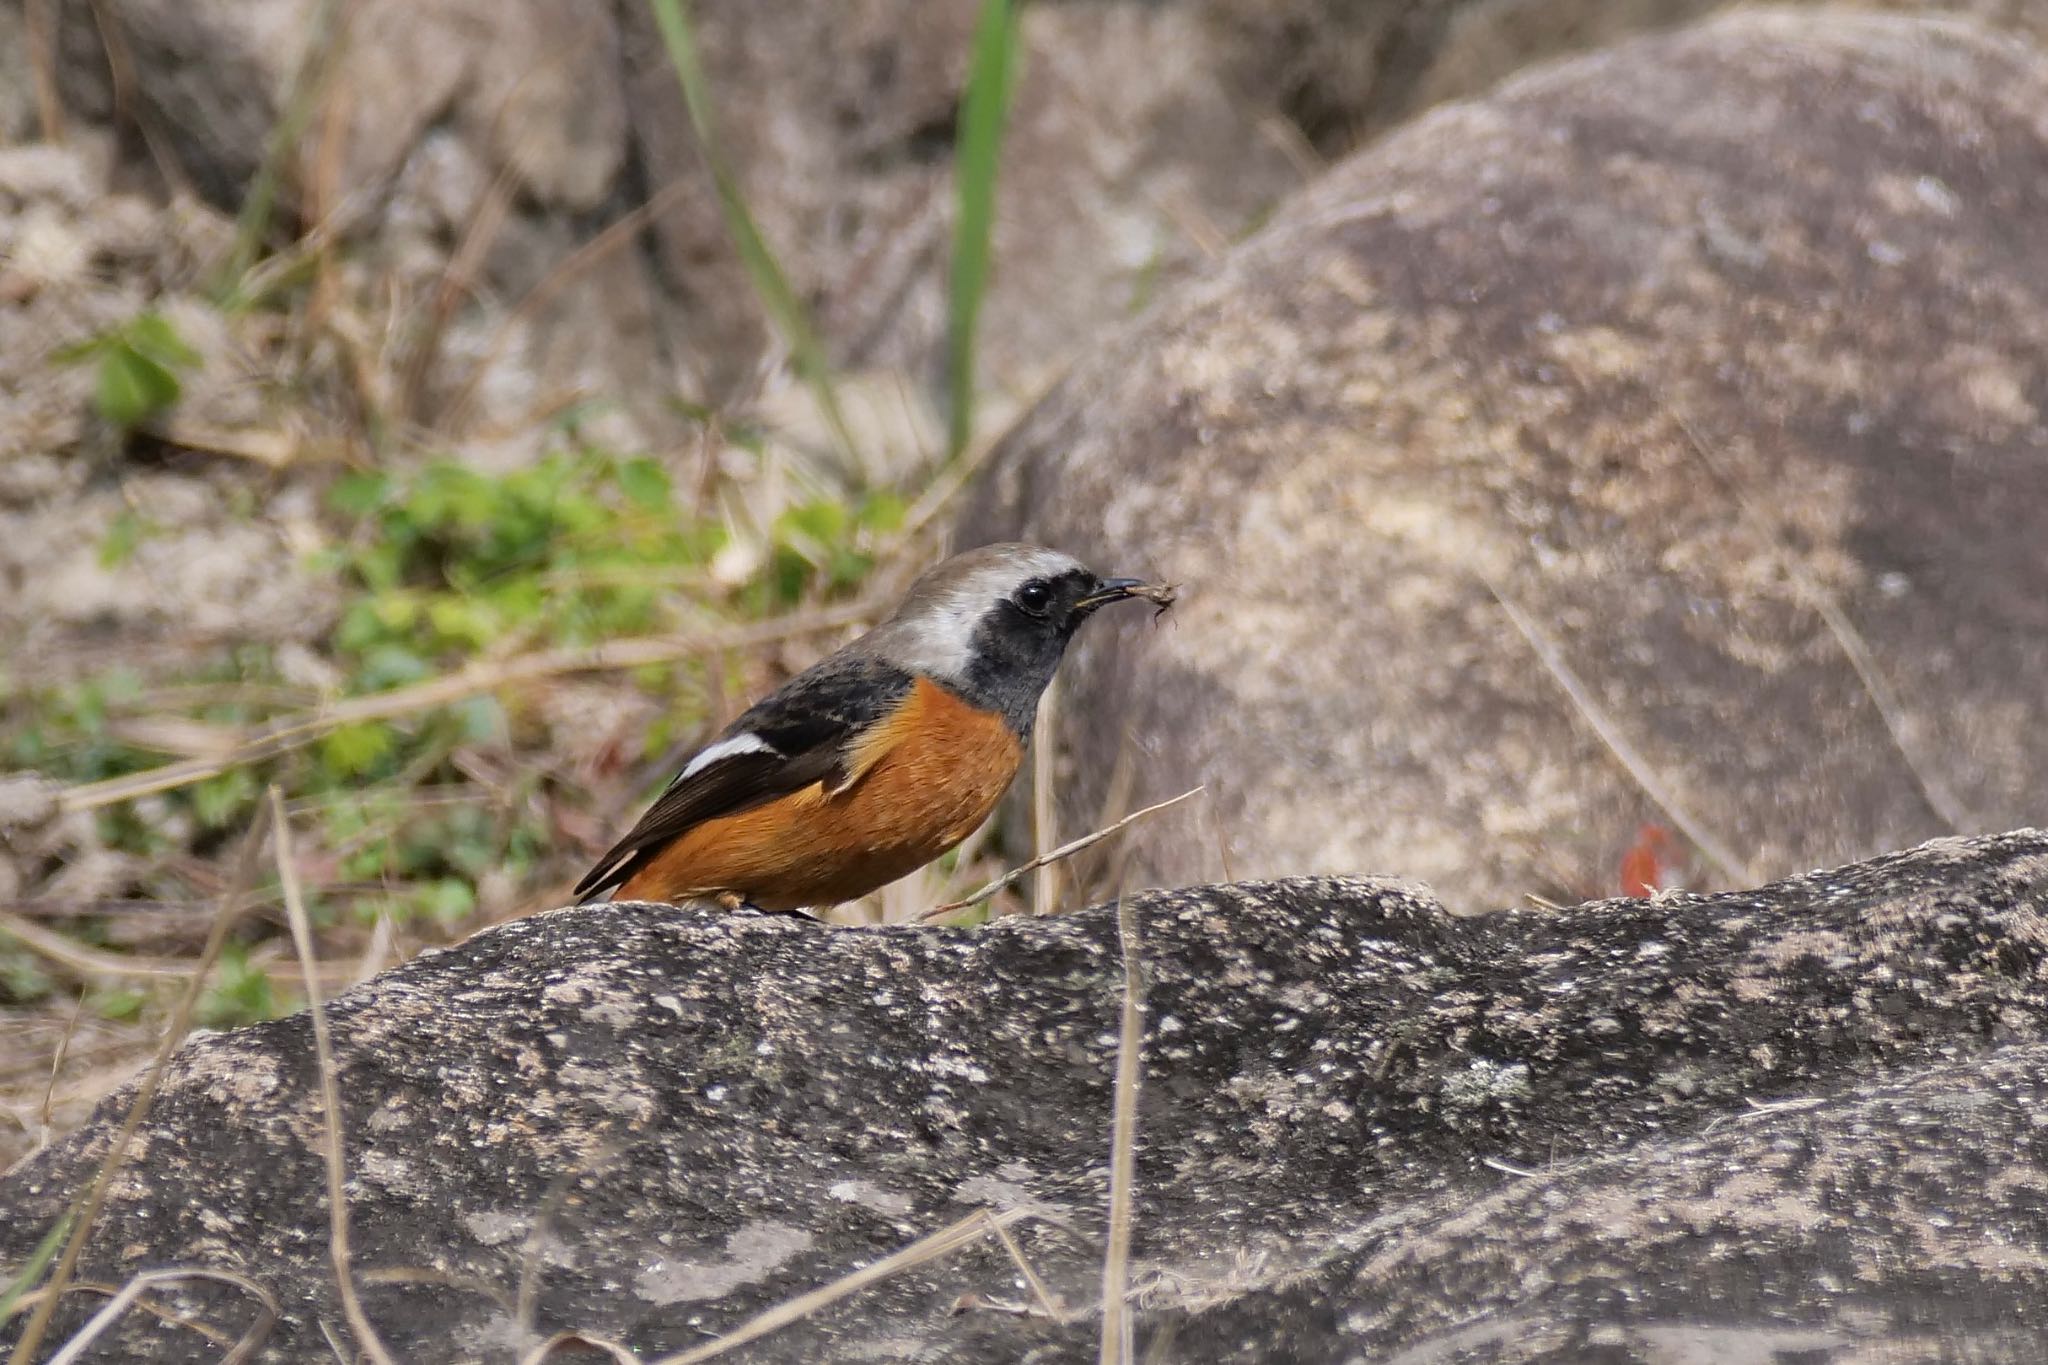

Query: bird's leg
[763,903,823,922]
[717,890,822,922]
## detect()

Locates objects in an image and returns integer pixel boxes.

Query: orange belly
[616,677,1023,911]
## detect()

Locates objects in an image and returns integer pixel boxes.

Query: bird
[574,542,1170,913]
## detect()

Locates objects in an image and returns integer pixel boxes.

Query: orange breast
[617,676,1024,911]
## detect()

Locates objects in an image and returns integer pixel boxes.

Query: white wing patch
[679,731,777,780]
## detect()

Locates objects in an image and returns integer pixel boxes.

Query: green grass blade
[646,0,857,465]
[215,0,344,304]
[0,1212,75,1326]
[947,0,1022,461]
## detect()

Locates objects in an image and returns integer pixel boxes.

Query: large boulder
[4,830,2047,1360]
[962,9,2048,908]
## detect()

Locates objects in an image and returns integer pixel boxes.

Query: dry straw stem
[1032,675,1063,913]
[649,1208,1031,1365]
[42,1268,278,1365]
[58,597,885,814]
[7,803,274,1365]
[1099,894,1145,1365]
[22,0,63,141]
[10,1275,245,1348]
[985,1216,1069,1322]
[1671,412,1971,833]
[36,992,88,1146]
[1480,573,1753,887]
[922,787,1204,921]
[270,787,397,1365]
[0,905,351,989]
[397,158,519,426]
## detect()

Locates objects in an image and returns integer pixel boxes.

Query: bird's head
[865,543,1171,734]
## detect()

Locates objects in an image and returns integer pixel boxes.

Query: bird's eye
[1014,580,1054,616]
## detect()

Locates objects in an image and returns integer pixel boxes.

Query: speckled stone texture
[960,9,2048,909]
[4,831,2048,1361]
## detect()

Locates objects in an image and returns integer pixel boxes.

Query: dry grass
[6,806,273,1363]
[270,787,395,1364]
[921,787,1203,922]
[650,1209,1036,1365]
[1100,893,1147,1365]
[55,599,887,816]
[39,1267,277,1365]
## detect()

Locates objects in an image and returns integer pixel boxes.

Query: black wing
[573,653,912,901]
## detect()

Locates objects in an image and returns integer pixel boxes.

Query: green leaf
[355,644,431,690]
[782,498,850,546]
[99,508,151,567]
[617,457,673,512]
[416,878,477,926]
[328,471,392,517]
[189,768,259,830]
[94,344,182,428]
[321,721,397,778]
[88,986,147,1021]
[0,946,53,1004]
[198,944,289,1027]
[453,695,504,744]
[858,490,907,533]
[125,311,202,369]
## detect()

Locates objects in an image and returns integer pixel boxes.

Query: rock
[57,0,2048,454]
[4,830,2047,1360]
[1191,1041,2048,1361]
[961,9,2048,908]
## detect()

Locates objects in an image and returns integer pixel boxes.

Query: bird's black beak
[1075,577,1148,612]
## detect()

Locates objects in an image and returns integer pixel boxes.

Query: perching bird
[574,543,1171,912]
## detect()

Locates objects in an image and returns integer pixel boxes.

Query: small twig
[986,1215,1068,1324]
[922,787,1204,921]
[650,1208,1030,1365]
[1481,575,1753,887]
[9,1277,238,1346]
[397,159,519,426]
[37,990,87,1150]
[43,1267,279,1365]
[1100,894,1145,1365]
[58,598,884,814]
[270,788,396,1365]
[8,803,273,1365]
[1478,1155,1540,1179]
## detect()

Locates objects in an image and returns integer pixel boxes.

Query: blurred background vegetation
[0,0,1048,1163]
